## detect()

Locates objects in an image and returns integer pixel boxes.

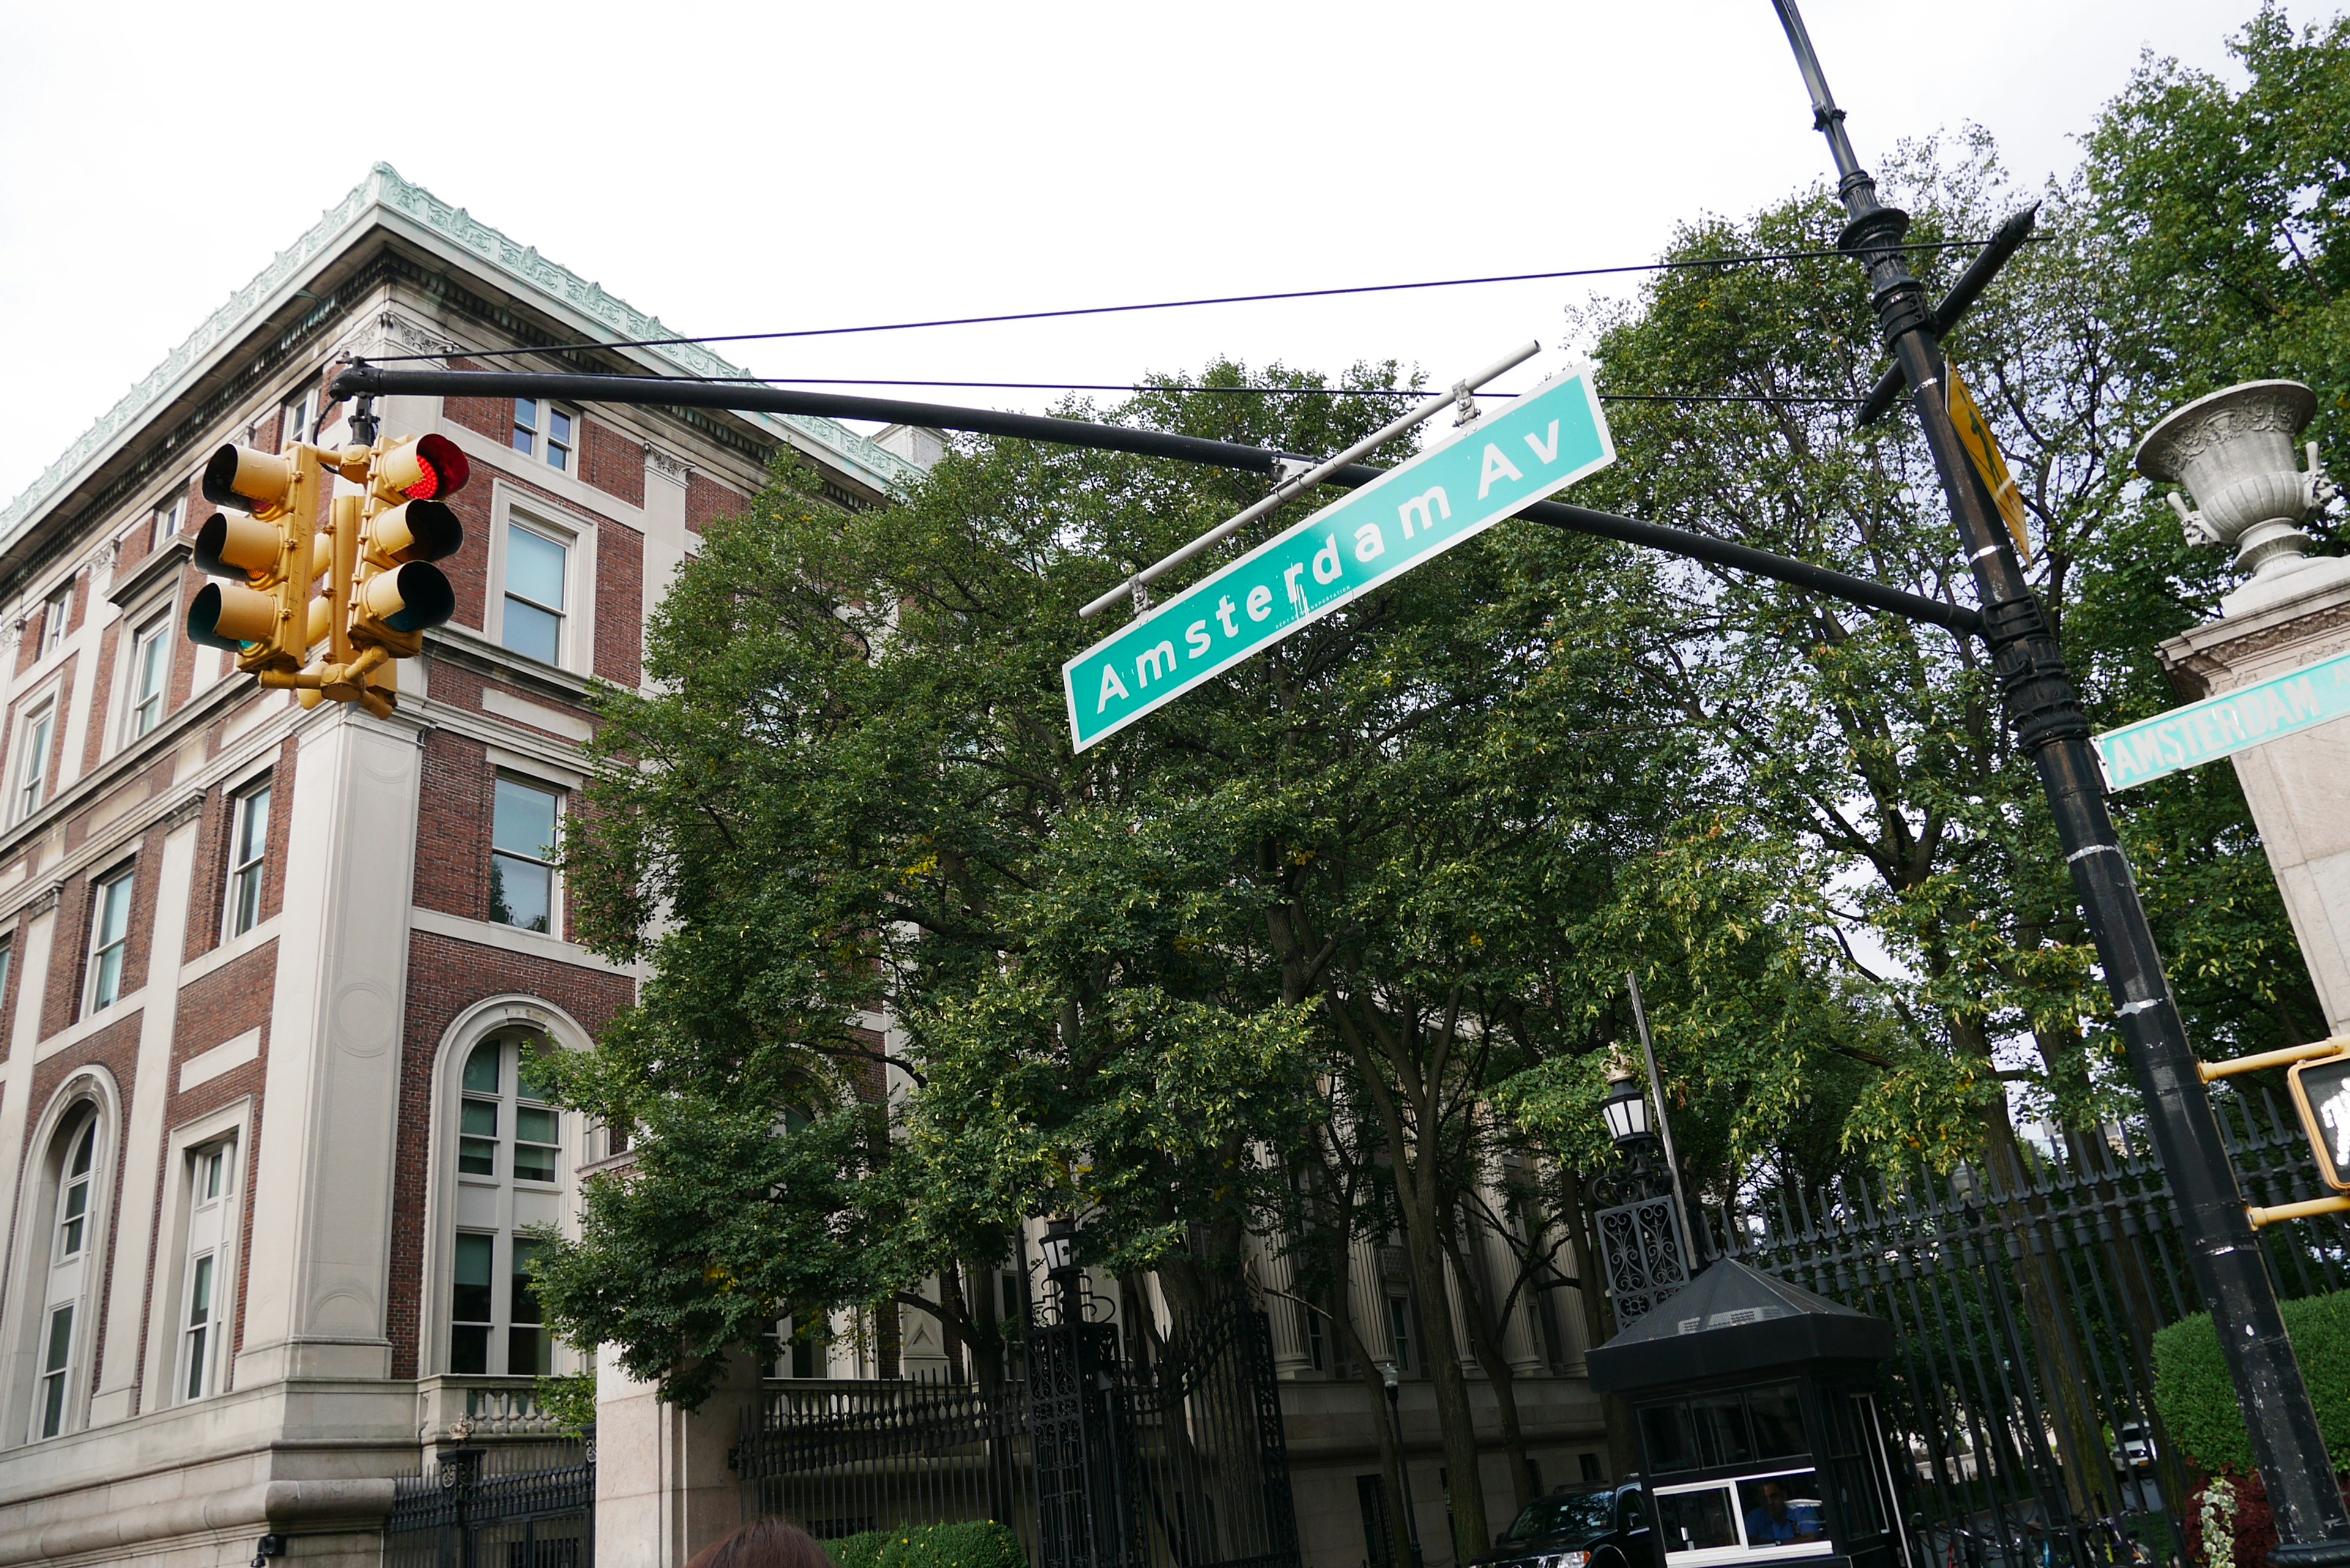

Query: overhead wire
[609,375,1863,406]
[357,234,2031,365]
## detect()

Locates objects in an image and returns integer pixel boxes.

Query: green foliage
[2154,1292,2350,1474]
[531,1370,597,1438]
[821,1522,1026,1568]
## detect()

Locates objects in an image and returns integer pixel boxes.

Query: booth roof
[1585,1260,1895,1394]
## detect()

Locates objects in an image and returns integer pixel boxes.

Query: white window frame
[17,1087,114,1444]
[122,612,171,745]
[1652,1468,1837,1568]
[510,399,578,473]
[488,774,562,935]
[444,1027,570,1376]
[223,778,272,940]
[151,496,186,555]
[84,864,136,1017]
[495,513,573,668]
[280,389,318,449]
[174,1140,235,1403]
[13,698,56,825]
[143,1101,250,1411]
[37,586,69,662]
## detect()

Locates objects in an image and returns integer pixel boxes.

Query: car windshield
[1505,1491,1616,1542]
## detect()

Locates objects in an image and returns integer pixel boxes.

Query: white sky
[0,0,2308,510]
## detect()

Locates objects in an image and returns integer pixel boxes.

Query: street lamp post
[1380,1360,1425,1568]
[1767,2,2350,1556]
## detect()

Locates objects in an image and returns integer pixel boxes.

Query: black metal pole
[1384,1373,1426,1568]
[1766,3,2350,1558]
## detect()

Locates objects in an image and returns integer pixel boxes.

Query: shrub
[2154,1291,2350,1475]
[821,1521,1025,1568]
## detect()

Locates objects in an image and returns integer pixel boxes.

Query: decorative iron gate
[1707,1090,2350,1568]
[734,1293,1300,1568]
[384,1438,595,1568]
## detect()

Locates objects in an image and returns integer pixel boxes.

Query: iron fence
[384,1437,595,1568]
[1712,1085,2350,1568]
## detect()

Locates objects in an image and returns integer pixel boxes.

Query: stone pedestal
[2160,576,2350,1036]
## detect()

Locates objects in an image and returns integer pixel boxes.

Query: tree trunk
[1441,1219,1536,1510]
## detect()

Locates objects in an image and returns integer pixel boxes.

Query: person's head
[686,1518,837,1568]
[1761,1484,1788,1516]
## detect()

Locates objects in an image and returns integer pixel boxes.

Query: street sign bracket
[1075,340,1540,622]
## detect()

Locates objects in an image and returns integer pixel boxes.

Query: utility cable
[618,375,1863,406]
[358,236,2031,365]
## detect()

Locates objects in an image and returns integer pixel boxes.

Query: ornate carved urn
[2136,379,2343,616]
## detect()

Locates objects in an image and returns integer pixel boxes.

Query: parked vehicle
[2109,1423,2157,1473]
[1479,1481,1655,1568]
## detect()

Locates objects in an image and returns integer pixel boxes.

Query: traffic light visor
[371,499,463,563]
[187,582,278,651]
[191,512,282,578]
[358,561,455,634]
[201,445,293,511]
[376,434,471,500]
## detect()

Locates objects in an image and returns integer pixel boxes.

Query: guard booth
[1587,1260,1911,1568]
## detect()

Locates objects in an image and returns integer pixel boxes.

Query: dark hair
[686,1518,838,1568]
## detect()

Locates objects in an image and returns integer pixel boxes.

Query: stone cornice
[2158,578,2350,699]
[1,163,923,551]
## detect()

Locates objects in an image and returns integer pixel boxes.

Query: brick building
[0,165,1603,1567]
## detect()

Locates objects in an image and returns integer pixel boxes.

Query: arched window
[34,1113,99,1439]
[448,1031,564,1376]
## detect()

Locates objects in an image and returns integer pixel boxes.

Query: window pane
[493,778,559,860]
[453,1233,494,1324]
[512,399,537,452]
[43,1305,72,1373]
[1641,1404,1698,1473]
[517,1048,551,1102]
[463,1041,501,1095]
[70,1124,94,1175]
[549,409,572,445]
[1736,1474,1827,1548]
[236,788,270,861]
[1748,1384,1807,1460]
[97,875,133,946]
[514,1140,556,1182]
[511,1238,543,1323]
[1691,1392,1754,1468]
[184,1324,208,1400]
[1655,1488,1737,1556]
[39,1373,65,1438]
[502,598,561,663]
[505,525,567,610]
[187,1254,214,1325]
[517,1105,559,1145]
[449,1324,488,1375]
[461,1100,498,1138]
[459,1139,496,1176]
[510,1325,550,1375]
[490,856,553,933]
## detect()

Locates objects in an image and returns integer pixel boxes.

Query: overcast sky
[0,0,2310,509]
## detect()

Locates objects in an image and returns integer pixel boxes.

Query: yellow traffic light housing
[351,433,468,659]
[185,441,323,671]
[184,417,470,718]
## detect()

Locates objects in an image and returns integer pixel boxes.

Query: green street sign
[1062,365,1614,751]
[2094,646,2350,791]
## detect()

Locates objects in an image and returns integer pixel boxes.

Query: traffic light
[351,433,468,659]
[186,442,324,670]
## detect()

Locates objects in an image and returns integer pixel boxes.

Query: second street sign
[1062,364,1615,751]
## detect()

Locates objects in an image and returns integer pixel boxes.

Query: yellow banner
[1945,364,2029,561]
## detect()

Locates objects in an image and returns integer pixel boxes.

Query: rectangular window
[489,777,559,933]
[1656,1485,1739,1556]
[451,1233,494,1374]
[500,521,569,663]
[152,498,186,554]
[37,1305,72,1439]
[86,868,135,1014]
[125,616,169,742]
[225,784,270,938]
[39,587,69,660]
[511,400,575,471]
[14,703,52,823]
[1386,1294,1414,1375]
[280,390,317,449]
[178,1143,232,1402]
[515,1094,559,1184]
[509,1236,548,1375]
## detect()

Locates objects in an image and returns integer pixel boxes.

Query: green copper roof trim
[0,163,925,545]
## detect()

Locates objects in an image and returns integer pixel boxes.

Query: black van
[1479,1480,1654,1568]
